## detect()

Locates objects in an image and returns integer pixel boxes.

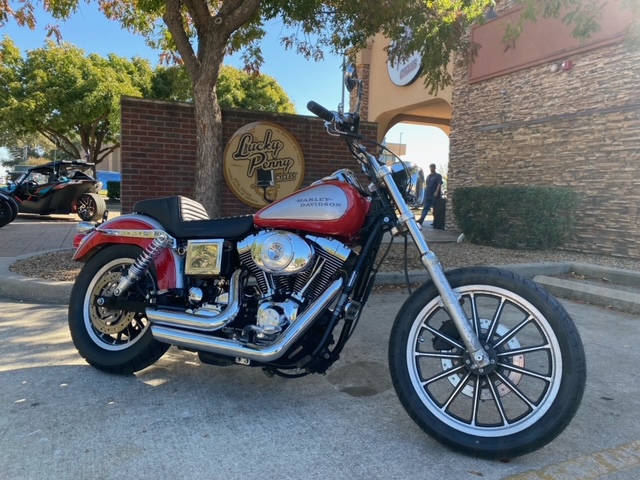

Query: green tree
[0,0,617,215]
[152,64,294,113]
[0,36,152,164]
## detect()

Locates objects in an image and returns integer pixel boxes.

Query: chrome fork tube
[371,157,490,369]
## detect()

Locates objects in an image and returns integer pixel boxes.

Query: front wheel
[68,245,170,374]
[388,267,586,458]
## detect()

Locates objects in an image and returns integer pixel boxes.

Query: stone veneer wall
[449,39,640,258]
[120,97,377,216]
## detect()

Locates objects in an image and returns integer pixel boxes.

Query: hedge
[106,181,121,201]
[452,185,580,249]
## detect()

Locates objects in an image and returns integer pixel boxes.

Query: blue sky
[1,3,449,173]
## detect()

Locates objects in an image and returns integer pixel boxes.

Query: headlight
[390,161,425,208]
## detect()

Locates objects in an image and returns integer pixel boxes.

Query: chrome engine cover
[238,230,314,275]
[238,231,353,307]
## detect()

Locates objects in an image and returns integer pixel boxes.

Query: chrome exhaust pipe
[151,278,343,363]
[146,270,243,332]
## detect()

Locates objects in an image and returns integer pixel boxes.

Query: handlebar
[307,101,335,123]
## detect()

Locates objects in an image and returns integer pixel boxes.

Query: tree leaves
[0,37,148,163]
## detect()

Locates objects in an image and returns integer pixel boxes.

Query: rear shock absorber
[114,232,173,297]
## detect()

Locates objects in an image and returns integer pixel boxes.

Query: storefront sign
[223,122,305,208]
[387,50,422,86]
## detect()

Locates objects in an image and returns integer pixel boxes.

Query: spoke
[486,375,509,426]
[493,316,533,349]
[421,364,467,387]
[499,362,552,383]
[424,324,465,350]
[497,344,550,357]
[415,351,464,360]
[486,298,506,342]
[494,370,536,409]
[442,371,473,410]
[471,376,482,427]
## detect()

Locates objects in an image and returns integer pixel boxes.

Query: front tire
[388,267,586,458]
[68,245,169,374]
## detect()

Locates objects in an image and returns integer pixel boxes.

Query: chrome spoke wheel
[407,284,562,437]
[83,258,155,352]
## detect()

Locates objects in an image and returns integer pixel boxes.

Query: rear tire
[388,267,586,458]
[68,245,169,374]
[77,193,106,221]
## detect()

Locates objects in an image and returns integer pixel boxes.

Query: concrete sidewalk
[1,291,639,479]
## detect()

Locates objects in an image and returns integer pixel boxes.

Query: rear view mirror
[344,64,358,92]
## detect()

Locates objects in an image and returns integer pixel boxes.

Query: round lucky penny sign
[223,121,305,208]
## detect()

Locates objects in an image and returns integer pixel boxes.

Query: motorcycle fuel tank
[254,181,370,238]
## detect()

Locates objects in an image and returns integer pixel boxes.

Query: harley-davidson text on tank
[254,181,371,239]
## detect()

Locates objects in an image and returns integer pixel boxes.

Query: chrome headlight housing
[390,161,425,208]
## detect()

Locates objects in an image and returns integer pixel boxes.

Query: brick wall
[449,12,640,258]
[120,97,377,216]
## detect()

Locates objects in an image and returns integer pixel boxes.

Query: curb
[0,253,73,305]
[533,262,640,315]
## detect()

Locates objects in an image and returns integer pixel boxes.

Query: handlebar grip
[307,101,335,122]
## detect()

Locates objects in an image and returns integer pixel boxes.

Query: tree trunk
[161,0,261,217]
[192,80,223,218]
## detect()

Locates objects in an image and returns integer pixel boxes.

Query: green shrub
[452,185,579,249]
[106,181,121,200]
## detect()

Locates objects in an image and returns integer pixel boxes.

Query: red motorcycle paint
[254,180,370,240]
[74,215,180,291]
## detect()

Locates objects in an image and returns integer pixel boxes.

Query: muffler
[151,278,343,363]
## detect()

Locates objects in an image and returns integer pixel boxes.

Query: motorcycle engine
[237,231,352,335]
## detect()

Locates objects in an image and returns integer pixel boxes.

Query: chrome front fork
[375,160,491,369]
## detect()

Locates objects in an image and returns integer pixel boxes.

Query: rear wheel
[388,267,586,458]
[77,193,106,221]
[68,245,169,374]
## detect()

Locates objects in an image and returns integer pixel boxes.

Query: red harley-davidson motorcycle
[68,66,585,458]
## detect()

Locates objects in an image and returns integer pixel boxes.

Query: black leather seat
[133,196,255,239]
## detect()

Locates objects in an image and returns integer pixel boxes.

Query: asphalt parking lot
[1,289,639,480]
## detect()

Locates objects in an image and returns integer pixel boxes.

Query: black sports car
[0,160,106,227]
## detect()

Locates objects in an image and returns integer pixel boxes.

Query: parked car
[0,160,106,222]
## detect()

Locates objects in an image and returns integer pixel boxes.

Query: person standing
[417,163,443,228]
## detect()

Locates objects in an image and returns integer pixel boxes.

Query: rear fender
[74,214,183,291]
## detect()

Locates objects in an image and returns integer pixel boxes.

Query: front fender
[74,214,183,291]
